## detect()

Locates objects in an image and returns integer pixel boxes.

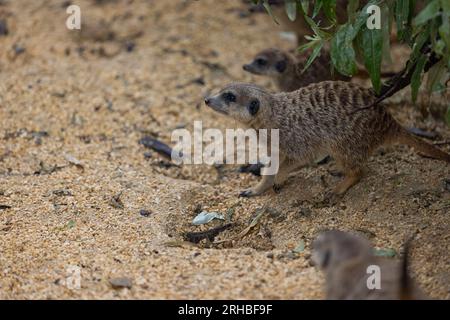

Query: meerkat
[243,48,349,92]
[311,230,426,300]
[243,48,396,93]
[204,81,450,198]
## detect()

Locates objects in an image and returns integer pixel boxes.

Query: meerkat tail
[394,129,450,162]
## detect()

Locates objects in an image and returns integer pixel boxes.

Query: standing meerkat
[311,230,426,300]
[204,81,450,198]
[243,48,349,92]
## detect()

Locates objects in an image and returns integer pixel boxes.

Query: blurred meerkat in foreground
[205,81,450,198]
[311,230,426,300]
[243,48,349,92]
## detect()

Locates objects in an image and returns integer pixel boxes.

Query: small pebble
[109,277,133,289]
[124,41,135,52]
[139,209,152,217]
[13,44,25,55]
[143,151,152,159]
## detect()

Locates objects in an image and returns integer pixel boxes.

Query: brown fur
[205,81,450,197]
[311,230,426,300]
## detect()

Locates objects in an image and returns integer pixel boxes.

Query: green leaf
[410,53,427,103]
[330,23,358,76]
[354,0,379,31]
[434,39,446,56]
[263,0,279,24]
[302,40,324,72]
[312,0,323,18]
[438,12,450,49]
[285,0,297,22]
[303,14,330,39]
[426,60,446,94]
[322,0,337,24]
[361,26,383,94]
[413,0,441,27]
[410,24,431,64]
[298,36,320,52]
[381,3,392,64]
[441,0,450,13]
[300,0,310,15]
[395,0,411,42]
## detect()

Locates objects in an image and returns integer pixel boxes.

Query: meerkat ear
[275,60,287,73]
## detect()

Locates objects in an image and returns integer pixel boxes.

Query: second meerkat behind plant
[204,81,450,198]
[243,48,349,92]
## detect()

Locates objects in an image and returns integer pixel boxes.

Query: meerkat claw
[239,189,257,197]
[273,184,283,193]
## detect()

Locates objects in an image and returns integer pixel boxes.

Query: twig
[184,223,234,244]
[433,141,450,146]
[351,44,441,114]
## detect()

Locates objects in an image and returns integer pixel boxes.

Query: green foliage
[331,23,359,76]
[285,0,298,21]
[262,0,279,24]
[411,53,427,102]
[256,0,450,108]
[360,25,383,93]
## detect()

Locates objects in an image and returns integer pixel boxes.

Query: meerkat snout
[204,95,227,115]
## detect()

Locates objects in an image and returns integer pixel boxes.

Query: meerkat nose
[204,97,211,105]
[243,64,250,71]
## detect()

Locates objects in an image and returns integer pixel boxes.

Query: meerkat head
[204,83,272,125]
[243,48,294,77]
[311,230,373,271]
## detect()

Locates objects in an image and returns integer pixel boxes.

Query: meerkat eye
[256,58,267,66]
[275,60,287,73]
[222,92,236,103]
[248,100,260,115]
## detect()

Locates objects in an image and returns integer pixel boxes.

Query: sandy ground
[0,0,449,299]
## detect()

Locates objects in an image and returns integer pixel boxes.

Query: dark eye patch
[248,100,259,115]
[275,60,287,73]
[222,92,236,103]
[256,58,267,66]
